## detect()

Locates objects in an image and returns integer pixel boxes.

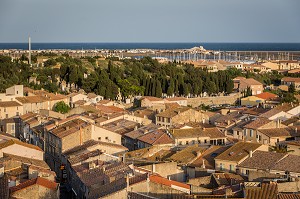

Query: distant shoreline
[1,42,300,51]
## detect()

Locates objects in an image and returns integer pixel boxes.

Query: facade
[156,107,208,128]
[0,101,23,119]
[281,77,300,90]
[214,142,268,173]
[233,77,263,95]
[0,85,23,102]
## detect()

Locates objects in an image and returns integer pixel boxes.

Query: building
[241,92,279,108]
[156,107,208,128]
[281,77,300,90]
[233,77,263,95]
[0,85,23,102]
[0,101,23,119]
[171,127,227,146]
[136,129,174,149]
[214,142,268,173]
[9,177,58,199]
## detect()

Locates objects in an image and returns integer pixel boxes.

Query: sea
[0,43,300,51]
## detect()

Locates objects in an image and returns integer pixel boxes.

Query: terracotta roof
[272,154,300,173]
[149,174,190,190]
[95,104,125,114]
[260,104,294,119]
[19,112,38,121]
[1,153,49,169]
[0,101,22,107]
[50,118,91,138]
[277,193,300,199]
[239,151,287,170]
[9,177,58,193]
[124,123,159,140]
[169,145,205,164]
[189,145,231,169]
[0,139,43,152]
[16,96,49,104]
[255,92,278,100]
[212,173,244,187]
[215,142,262,162]
[137,129,174,145]
[240,78,263,86]
[282,77,300,83]
[258,126,300,138]
[141,96,163,102]
[156,106,191,118]
[102,119,138,135]
[171,127,226,139]
[244,118,272,129]
[245,182,278,199]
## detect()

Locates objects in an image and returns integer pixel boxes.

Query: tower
[28,36,31,65]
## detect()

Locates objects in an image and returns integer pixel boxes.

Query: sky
[0,0,300,43]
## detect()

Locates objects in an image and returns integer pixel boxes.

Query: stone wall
[186,94,240,108]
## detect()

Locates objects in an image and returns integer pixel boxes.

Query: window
[277,139,279,143]
[198,140,201,144]
[237,131,239,136]
[244,129,247,136]
[220,163,224,171]
[98,137,101,141]
[186,141,189,145]
[230,164,234,172]
[179,141,182,145]
[204,139,207,144]
[250,129,253,137]
[11,125,14,131]
[105,137,108,140]
[4,108,6,112]
[246,170,249,175]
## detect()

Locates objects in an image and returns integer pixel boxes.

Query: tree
[269,145,294,153]
[288,83,296,94]
[167,79,175,96]
[54,101,70,114]
[155,80,162,98]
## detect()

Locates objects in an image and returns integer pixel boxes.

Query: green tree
[167,79,175,96]
[54,101,70,114]
[288,83,296,94]
[155,80,162,98]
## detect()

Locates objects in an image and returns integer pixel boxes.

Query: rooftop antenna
[28,36,32,66]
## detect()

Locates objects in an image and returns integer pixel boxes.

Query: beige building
[214,142,268,173]
[171,127,227,146]
[233,77,263,95]
[16,96,49,114]
[156,107,209,128]
[0,101,23,119]
[0,85,24,102]
[281,77,300,90]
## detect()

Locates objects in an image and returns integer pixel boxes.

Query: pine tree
[155,80,162,98]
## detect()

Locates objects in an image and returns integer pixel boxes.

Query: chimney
[55,120,59,127]
[152,164,156,173]
[249,150,253,158]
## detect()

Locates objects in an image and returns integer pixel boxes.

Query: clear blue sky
[0,0,299,43]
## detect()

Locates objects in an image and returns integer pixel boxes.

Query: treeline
[0,54,285,100]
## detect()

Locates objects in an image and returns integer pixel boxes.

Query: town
[1,50,300,199]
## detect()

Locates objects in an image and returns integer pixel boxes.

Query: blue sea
[0,43,300,51]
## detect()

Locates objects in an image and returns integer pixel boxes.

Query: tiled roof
[281,116,300,126]
[244,118,272,129]
[271,154,300,173]
[124,123,159,139]
[95,104,125,114]
[215,142,262,162]
[0,139,43,152]
[19,112,38,121]
[68,149,102,165]
[0,101,22,107]
[260,104,294,119]
[137,129,174,145]
[9,177,58,193]
[258,126,300,138]
[149,175,190,190]
[240,78,263,86]
[277,193,300,199]
[255,92,278,100]
[156,106,191,118]
[50,118,91,138]
[245,182,278,199]
[212,173,244,187]
[282,77,300,83]
[171,127,226,139]
[238,151,287,170]
[102,119,138,135]
[1,153,49,169]
[16,96,49,104]
[141,96,163,102]
[189,145,231,169]
[169,145,205,164]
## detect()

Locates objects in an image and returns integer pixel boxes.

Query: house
[171,127,227,146]
[0,85,23,102]
[256,126,300,146]
[0,117,20,137]
[0,101,23,119]
[241,92,279,108]
[281,77,300,90]
[164,97,188,106]
[44,117,93,175]
[156,107,208,128]
[136,129,174,149]
[68,93,88,108]
[16,96,49,114]
[233,77,263,95]
[239,150,300,178]
[87,93,103,104]
[0,139,44,160]
[214,142,268,173]
[233,117,286,143]
[140,96,165,108]
[279,60,300,70]
[9,177,58,199]
[214,111,244,134]
[260,103,300,121]
[123,123,159,151]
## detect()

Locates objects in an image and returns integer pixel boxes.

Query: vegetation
[54,101,70,114]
